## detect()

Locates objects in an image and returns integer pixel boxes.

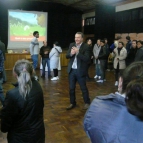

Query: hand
[95,56,98,59]
[91,56,93,59]
[71,47,76,55]
[73,47,79,54]
[44,51,48,54]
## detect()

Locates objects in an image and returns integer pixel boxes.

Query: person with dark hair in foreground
[1,59,45,143]
[84,61,143,143]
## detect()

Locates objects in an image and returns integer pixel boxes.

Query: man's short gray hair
[76,32,84,38]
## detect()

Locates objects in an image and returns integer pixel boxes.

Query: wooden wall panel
[129,33,137,40]
[5,52,69,70]
[115,33,143,46]
[120,33,128,45]
[137,33,143,40]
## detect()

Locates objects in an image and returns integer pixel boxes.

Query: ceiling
[32,0,140,13]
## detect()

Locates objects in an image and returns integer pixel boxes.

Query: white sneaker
[51,77,58,81]
[56,76,59,79]
[94,75,98,78]
[115,81,118,86]
[96,80,103,83]
[98,76,101,79]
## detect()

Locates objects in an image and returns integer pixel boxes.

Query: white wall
[116,0,143,12]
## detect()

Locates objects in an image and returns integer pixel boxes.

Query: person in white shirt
[29,31,39,80]
[49,41,62,81]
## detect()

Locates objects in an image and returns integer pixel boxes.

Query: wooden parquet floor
[0,65,117,143]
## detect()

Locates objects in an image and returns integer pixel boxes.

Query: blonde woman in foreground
[1,59,45,143]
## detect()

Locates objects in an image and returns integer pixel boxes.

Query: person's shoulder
[95,93,116,100]
[69,42,75,46]
[40,46,44,49]
[122,47,127,51]
[92,93,125,105]
[81,43,89,49]
[6,87,19,100]
[31,37,37,42]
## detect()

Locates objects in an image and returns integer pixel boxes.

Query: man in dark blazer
[66,32,90,110]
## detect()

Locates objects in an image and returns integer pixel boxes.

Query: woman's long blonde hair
[13,59,33,99]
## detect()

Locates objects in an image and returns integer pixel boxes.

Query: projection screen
[8,10,47,50]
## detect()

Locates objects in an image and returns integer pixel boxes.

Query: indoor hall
[0,0,143,142]
[0,65,117,143]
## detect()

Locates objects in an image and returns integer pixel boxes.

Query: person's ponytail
[17,70,32,99]
[125,79,143,120]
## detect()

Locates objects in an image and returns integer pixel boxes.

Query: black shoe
[66,104,76,110]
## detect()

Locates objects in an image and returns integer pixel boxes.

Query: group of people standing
[65,32,143,143]
[29,31,62,81]
[91,35,142,87]
[0,31,143,143]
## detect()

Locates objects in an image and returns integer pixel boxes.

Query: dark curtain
[94,5,115,45]
[115,7,143,33]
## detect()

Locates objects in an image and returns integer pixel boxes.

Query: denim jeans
[100,60,106,80]
[2,65,6,82]
[42,58,51,76]
[0,79,5,106]
[95,63,101,76]
[31,54,38,70]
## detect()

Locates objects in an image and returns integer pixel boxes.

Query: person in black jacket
[134,40,143,62]
[86,38,93,80]
[126,36,132,54]
[0,38,6,83]
[1,59,45,143]
[96,40,107,83]
[40,41,51,78]
[126,40,137,66]
[66,32,90,110]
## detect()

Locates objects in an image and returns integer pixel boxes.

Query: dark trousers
[105,60,108,70]
[68,69,90,105]
[42,58,51,76]
[100,60,106,80]
[0,78,4,106]
[86,63,91,79]
[115,63,124,81]
[53,69,58,77]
